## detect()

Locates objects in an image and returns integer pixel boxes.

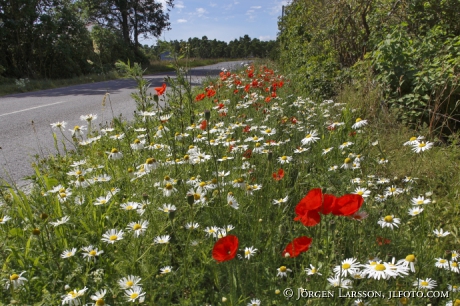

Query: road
[0,61,249,187]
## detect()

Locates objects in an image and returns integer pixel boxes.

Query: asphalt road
[0,60,249,187]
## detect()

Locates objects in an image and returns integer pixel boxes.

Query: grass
[0,58,243,97]
[1,59,460,305]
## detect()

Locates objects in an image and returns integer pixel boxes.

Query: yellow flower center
[164,175,170,181]
[199,182,206,187]
[311,268,316,273]
[109,235,118,241]
[279,266,287,272]
[10,274,19,281]
[384,215,393,222]
[165,183,173,190]
[126,281,134,287]
[183,155,190,160]
[344,158,352,164]
[89,250,97,256]
[133,224,142,230]
[100,200,106,204]
[194,193,201,200]
[281,156,287,160]
[305,134,311,138]
[74,126,80,131]
[111,148,118,153]
[59,192,67,198]
[374,264,386,271]
[454,299,460,306]
[253,136,258,140]
[134,139,140,144]
[440,259,447,263]
[158,125,164,130]
[197,135,202,139]
[95,299,105,306]
[356,118,362,122]
[265,129,271,133]
[245,250,250,255]
[453,262,458,267]
[342,263,351,269]
[421,281,429,287]
[356,191,363,195]
[410,137,417,141]
[406,254,415,262]
[418,143,426,148]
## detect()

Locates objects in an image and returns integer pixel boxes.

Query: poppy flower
[243,149,252,159]
[319,193,337,215]
[206,88,216,98]
[154,83,167,95]
[272,168,285,181]
[332,194,363,216]
[212,235,239,262]
[376,236,391,245]
[243,125,251,133]
[294,209,321,227]
[199,120,207,131]
[282,236,313,258]
[195,93,206,102]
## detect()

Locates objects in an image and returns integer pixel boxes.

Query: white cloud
[270,0,291,15]
[176,1,185,9]
[259,35,272,41]
[209,2,217,7]
[251,6,262,9]
[177,19,187,23]
[196,8,207,17]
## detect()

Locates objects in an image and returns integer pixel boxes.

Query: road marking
[0,100,68,117]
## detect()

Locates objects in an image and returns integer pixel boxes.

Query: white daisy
[305,264,322,276]
[118,275,141,289]
[61,248,77,259]
[101,229,124,244]
[154,235,170,244]
[413,278,437,289]
[127,220,149,237]
[244,246,258,260]
[378,215,400,229]
[433,228,450,237]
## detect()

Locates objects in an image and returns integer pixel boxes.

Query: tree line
[0,0,277,80]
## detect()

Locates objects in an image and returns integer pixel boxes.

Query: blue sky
[141,0,290,45]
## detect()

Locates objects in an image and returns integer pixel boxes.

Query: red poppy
[376,236,391,245]
[272,168,285,181]
[154,83,166,95]
[282,236,313,258]
[195,93,205,102]
[332,194,364,216]
[244,84,250,92]
[248,71,254,78]
[212,235,239,262]
[265,97,271,103]
[243,149,252,159]
[199,120,207,131]
[293,188,323,227]
[290,117,298,124]
[233,89,239,94]
[206,89,216,98]
[319,193,337,215]
[243,125,251,133]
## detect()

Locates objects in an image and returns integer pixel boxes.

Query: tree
[81,0,174,47]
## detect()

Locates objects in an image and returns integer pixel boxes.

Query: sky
[141,0,290,46]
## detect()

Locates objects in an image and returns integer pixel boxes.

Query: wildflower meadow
[1,60,459,306]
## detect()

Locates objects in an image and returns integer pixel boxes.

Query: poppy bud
[187,194,194,206]
[32,228,41,236]
[204,109,211,121]
[268,150,273,162]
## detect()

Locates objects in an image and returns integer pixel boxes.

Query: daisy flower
[127,220,149,237]
[0,215,12,224]
[107,148,123,160]
[227,194,239,210]
[341,157,353,169]
[277,155,293,164]
[352,118,368,129]
[7,271,27,289]
[94,195,111,206]
[69,125,86,137]
[90,289,109,306]
[327,275,352,288]
[411,196,431,205]
[80,114,97,122]
[124,285,145,302]
[339,141,353,149]
[448,284,460,292]
[50,121,67,130]
[305,264,322,276]
[403,136,425,146]
[81,245,104,262]
[273,196,289,205]
[354,299,369,306]
[101,229,124,244]
[162,183,177,197]
[204,226,219,238]
[154,235,170,244]
[450,261,460,273]
[185,222,200,230]
[412,141,434,153]
[333,258,361,277]
[277,266,292,278]
[362,261,396,280]
[354,187,371,198]
[385,185,404,196]
[435,258,449,269]
[61,248,77,259]
[260,127,276,136]
[301,131,319,145]
[247,299,261,306]
[159,204,176,213]
[398,254,416,273]
[160,266,172,274]
[433,228,450,237]
[322,147,333,155]
[61,287,88,306]
[413,278,437,289]
[408,207,424,216]
[109,133,125,140]
[120,202,139,211]
[244,246,257,259]
[378,215,400,229]
[118,275,142,289]
[130,138,145,150]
